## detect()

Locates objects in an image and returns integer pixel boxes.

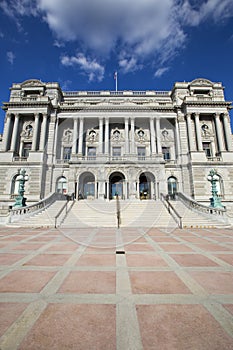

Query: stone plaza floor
[0,226,233,349]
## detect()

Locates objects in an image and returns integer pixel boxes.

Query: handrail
[116,195,121,228]
[9,192,66,223]
[160,193,182,228]
[176,192,226,217]
[55,193,75,228]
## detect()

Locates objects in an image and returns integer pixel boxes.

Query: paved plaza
[0,226,233,349]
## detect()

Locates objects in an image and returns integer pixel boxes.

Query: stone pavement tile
[147,228,168,235]
[158,243,194,252]
[85,247,116,253]
[195,243,232,251]
[181,236,212,244]
[28,236,57,242]
[130,271,191,294]
[11,243,46,250]
[44,243,79,252]
[136,304,233,350]
[126,253,168,267]
[214,254,233,265]
[24,254,70,266]
[189,271,233,294]
[76,254,116,266]
[223,304,233,316]
[0,302,28,337]
[214,237,233,242]
[151,237,180,243]
[18,304,116,350]
[125,243,155,252]
[0,271,56,293]
[59,271,116,293]
[0,253,26,265]
[1,235,26,241]
[170,254,219,267]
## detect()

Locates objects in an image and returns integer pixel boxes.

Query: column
[72,118,78,154]
[150,118,156,154]
[39,113,48,150]
[215,113,224,153]
[125,118,129,154]
[53,118,59,159]
[10,113,20,152]
[105,117,109,155]
[2,113,11,151]
[222,113,233,151]
[99,117,103,154]
[194,113,202,151]
[78,118,84,155]
[32,113,40,151]
[175,118,181,157]
[155,117,162,154]
[130,118,135,153]
[186,113,195,152]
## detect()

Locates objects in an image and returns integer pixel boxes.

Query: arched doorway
[109,172,125,199]
[56,176,67,194]
[167,176,177,199]
[139,172,155,199]
[78,172,95,199]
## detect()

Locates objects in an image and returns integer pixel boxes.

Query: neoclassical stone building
[0,78,233,206]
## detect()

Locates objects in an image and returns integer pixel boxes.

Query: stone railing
[160,193,182,228]
[176,192,226,217]
[63,90,170,97]
[9,192,66,223]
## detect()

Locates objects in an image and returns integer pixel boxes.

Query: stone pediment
[21,79,45,87]
[190,78,213,87]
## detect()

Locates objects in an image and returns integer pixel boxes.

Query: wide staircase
[61,200,178,228]
[7,201,68,227]
[172,200,229,228]
[6,196,231,229]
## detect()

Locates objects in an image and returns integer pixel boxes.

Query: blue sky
[0,0,233,132]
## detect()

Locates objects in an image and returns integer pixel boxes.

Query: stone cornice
[58,105,175,113]
[2,101,52,111]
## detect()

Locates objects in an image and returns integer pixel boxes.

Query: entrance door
[109,172,125,199]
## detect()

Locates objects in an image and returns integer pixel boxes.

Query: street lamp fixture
[207,169,223,208]
[14,169,29,208]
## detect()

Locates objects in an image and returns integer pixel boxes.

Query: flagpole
[115,71,118,92]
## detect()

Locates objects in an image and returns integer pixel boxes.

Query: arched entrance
[56,176,67,194]
[139,172,155,199]
[109,172,125,199]
[167,176,177,199]
[78,172,95,199]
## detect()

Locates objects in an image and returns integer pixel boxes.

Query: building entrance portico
[78,172,95,199]
[109,172,125,199]
[139,172,155,199]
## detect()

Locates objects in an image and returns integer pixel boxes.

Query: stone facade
[0,78,233,206]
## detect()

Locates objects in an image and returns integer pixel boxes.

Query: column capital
[214,112,220,118]
[193,112,200,117]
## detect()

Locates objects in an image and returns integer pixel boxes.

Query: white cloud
[181,0,233,26]
[154,67,170,78]
[61,53,105,82]
[7,51,15,64]
[2,0,233,73]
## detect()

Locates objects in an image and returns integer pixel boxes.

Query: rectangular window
[162,147,170,161]
[87,147,96,160]
[202,142,212,158]
[63,147,72,160]
[22,142,32,158]
[137,147,146,160]
[112,147,121,159]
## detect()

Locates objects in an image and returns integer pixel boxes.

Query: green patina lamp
[207,169,223,208]
[14,169,29,208]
